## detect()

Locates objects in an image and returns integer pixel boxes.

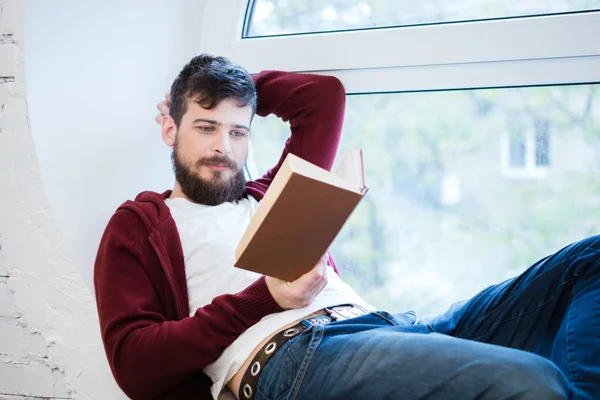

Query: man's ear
[161,115,177,147]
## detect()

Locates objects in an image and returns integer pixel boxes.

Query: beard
[171,143,246,206]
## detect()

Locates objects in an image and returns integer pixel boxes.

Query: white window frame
[197,1,600,93]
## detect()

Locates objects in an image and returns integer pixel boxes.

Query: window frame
[243,1,600,38]
[198,0,600,94]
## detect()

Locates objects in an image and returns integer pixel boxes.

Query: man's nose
[212,131,232,155]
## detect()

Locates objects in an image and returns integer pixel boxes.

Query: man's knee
[483,355,569,399]
[566,235,600,258]
[564,234,600,277]
[539,235,600,283]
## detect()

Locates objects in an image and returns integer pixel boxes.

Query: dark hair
[169,54,257,127]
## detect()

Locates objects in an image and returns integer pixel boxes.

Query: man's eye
[232,131,247,137]
[198,126,214,132]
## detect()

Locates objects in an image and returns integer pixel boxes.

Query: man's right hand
[265,254,329,310]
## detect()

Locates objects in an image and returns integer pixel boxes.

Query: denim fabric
[255,235,600,400]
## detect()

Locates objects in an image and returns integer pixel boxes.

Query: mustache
[196,155,238,170]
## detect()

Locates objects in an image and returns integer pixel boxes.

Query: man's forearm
[246,70,346,197]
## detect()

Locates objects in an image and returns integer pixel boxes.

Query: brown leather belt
[239,304,369,400]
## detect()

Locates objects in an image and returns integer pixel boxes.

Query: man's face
[171,97,252,205]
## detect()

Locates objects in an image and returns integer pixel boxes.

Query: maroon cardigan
[94,70,346,399]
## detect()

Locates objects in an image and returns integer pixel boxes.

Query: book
[234,149,368,281]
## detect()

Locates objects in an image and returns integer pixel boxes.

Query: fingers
[320,253,329,266]
[266,254,331,310]
[292,257,328,305]
[155,98,171,126]
[307,255,328,292]
[305,270,328,302]
[294,255,328,290]
[157,100,170,116]
[311,254,330,297]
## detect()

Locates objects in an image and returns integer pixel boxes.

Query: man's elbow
[109,355,165,399]
[320,75,346,100]
[111,365,152,399]
[311,75,346,115]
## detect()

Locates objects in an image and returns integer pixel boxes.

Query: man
[94,54,599,400]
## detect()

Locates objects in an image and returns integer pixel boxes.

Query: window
[502,114,553,178]
[245,0,600,37]
[198,1,600,314]
[249,83,600,316]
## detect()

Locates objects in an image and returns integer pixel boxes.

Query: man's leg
[427,234,600,399]
[255,313,569,400]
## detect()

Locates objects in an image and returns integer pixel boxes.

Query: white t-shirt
[165,196,373,399]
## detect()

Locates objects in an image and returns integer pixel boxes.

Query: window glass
[245,0,600,37]
[248,84,600,317]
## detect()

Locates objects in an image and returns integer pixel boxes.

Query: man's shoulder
[108,189,174,231]
[131,189,172,204]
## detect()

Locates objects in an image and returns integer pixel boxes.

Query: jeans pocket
[373,310,417,326]
[255,343,298,400]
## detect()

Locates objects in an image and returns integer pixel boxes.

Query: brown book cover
[234,150,368,281]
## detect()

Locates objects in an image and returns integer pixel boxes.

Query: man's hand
[265,254,329,310]
[155,92,170,124]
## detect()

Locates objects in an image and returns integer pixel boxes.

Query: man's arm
[94,209,283,399]
[95,207,330,399]
[244,70,346,198]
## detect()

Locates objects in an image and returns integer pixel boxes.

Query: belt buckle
[325,304,366,321]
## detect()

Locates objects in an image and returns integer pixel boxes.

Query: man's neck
[169,182,191,202]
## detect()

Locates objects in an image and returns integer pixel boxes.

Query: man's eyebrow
[192,118,250,131]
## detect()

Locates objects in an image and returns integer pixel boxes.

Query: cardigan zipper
[148,235,182,320]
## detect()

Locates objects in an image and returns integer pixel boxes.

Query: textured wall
[0,0,125,398]
[2,0,207,398]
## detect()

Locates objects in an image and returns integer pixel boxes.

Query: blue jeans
[255,235,600,400]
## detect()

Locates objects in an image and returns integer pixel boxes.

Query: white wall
[25,0,207,291]
[1,0,206,398]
